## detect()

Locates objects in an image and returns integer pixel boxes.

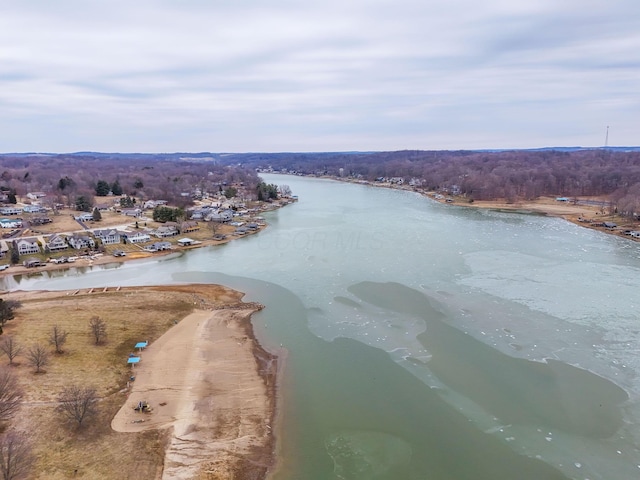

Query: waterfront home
[122,231,151,244]
[207,209,234,223]
[154,225,178,238]
[45,234,68,252]
[93,229,121,245]
[179,221,199,233]
[68,234,96,250]
[144,241,172,252]
[16,238,40,255]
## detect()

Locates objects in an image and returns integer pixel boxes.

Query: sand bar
[112,306,276,479]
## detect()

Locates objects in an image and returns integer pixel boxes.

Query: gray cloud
[0,0,638,152]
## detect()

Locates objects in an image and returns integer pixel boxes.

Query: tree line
[223,149,640,219]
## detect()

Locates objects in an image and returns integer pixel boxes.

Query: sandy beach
[112,307,276,479]
[0,284,277,480]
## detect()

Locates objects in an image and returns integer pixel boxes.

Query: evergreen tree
[75,196,92,212]
[111,180,123,196]
[10,242,19,265]
[95,180,110,196]
[92,207,102,222]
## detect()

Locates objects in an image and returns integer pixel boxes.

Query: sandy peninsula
[112,307,277,479]
[1,284,277,480]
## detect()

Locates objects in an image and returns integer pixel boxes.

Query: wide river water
[3,174,640,479]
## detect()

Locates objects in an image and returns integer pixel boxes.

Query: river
[4,174,640,479]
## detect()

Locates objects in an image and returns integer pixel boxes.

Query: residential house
[144,241,172,252]
[154,225,178,238]
[93,229,121,245]
[179,221,199,233]
[46,234,68,252]
[143,200,168,209]
[68,234,96,250]
[207,209,234,223]
[23,205,46,214]
[75,213,94,222]
[121,208,142,218]
[0,219,21,229]
[0,207,22,216]
[122,232,151,244]
[26,192,46,201]
[16,238,40,255]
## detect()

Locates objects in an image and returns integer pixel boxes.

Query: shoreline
[339,177,640,242]
[110,303,277,479]
[2,284,279,480]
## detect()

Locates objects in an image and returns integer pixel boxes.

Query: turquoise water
[5,175,640,479]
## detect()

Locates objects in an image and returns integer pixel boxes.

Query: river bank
[3,284,277,479]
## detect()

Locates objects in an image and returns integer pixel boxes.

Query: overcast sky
[1,0,638,153]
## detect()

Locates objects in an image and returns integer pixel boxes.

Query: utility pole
[605,126,609,147]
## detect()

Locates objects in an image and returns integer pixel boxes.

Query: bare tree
[58,385,98,428]
[0,370,22,422]
[0,338,21,366]
[48,325,68,354]
[0,430,32,480]
[88,316,107,345]
[26,343,49,374]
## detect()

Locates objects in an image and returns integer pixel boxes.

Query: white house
[93,229,121,245]
[16,238,40,255]
[122,232,151,244]
[0,219,21,229]
[0,207,22,216]
[74,213,94,222]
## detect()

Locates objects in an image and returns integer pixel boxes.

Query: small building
[23,258,43,268]
[603,222,617,230]
[177,238,194,247]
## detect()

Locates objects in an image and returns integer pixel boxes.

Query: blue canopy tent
[135,341,148,352]
[127,356,141,365]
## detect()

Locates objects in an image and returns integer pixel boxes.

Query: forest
[0,153,260,208]
[1,149,639,219]
[222,149,640,219]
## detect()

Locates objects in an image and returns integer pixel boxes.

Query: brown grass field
[1,284,251,479]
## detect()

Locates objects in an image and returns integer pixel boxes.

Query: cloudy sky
[1,0,638,153]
